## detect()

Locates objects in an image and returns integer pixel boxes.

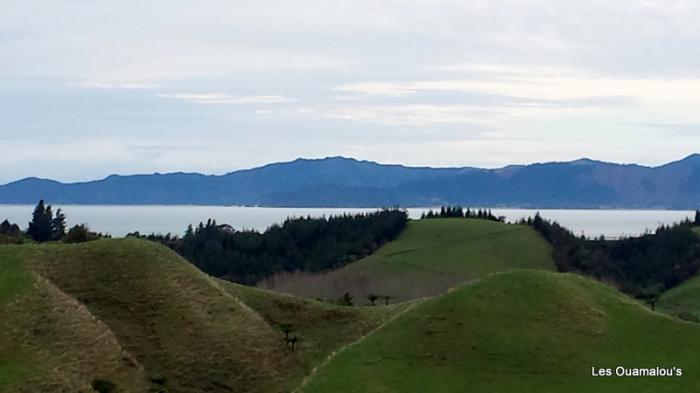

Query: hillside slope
[302,270,700,393]
[0,246,152,392]
[0,239,400,393]
[262,218,555,302]
[221,282,410,372]
[656,227,700,321]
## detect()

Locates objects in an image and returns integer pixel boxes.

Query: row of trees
[0,200,106,244]
[527,212,700,299]
[136,209,409,284]
[421,206,505,222]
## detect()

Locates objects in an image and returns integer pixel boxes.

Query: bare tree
[367,293,379,306]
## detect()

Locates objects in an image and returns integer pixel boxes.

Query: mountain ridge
[1,155,699,208]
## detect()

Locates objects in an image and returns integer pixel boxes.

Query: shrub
[64,224,100,243]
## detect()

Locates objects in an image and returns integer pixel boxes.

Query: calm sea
[0,205,694,239]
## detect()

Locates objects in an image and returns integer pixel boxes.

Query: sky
[2,0,700,183]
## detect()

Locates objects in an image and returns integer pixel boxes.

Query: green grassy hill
[262,219,555,303]
[0,239,400,393]
[301,270,700,393]
[658,275,700,322]
[656,227,700,321]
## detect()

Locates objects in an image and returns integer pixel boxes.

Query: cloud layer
[1,0,700,182]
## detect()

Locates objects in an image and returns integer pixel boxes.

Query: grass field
[263,218,555,302]
[3,223,700,392]
[0,248,33,388]
[0,245,153,392]
[658,275,700,322]
[0,239,400,392]
[302,270,700,393]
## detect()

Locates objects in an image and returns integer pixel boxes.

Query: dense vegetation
[420,205,504,222]
[136,210,408,284]
[526,212,700,298]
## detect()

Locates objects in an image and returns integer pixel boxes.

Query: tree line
[525,211,700,299]
[420,206,505,222]
[133,209,409,285]
[0,200,106,244]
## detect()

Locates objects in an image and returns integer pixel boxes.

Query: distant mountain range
[1,155,700,208]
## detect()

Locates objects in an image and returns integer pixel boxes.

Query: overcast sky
[2,0,700,183]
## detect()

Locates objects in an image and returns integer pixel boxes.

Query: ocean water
[0,205,694,239]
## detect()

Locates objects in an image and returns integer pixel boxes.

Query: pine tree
[52,208,67,240]
[28,200,53,242]
[695,210,700,226]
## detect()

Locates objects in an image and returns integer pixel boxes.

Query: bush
[64,224,100,243]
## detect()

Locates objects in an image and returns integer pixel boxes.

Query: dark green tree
[695,210,700,226]
[0,220,21,236]
[27,200,54,242]
[52,208,67,240]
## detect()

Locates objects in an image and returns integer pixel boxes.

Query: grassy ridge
[26,238,302,393]
[264,219,555,302]
[0,239,402,392]
[302,270,700,393]
[0,246,152,392]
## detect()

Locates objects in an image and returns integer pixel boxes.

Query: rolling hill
[656,227,700,321]
[0,239,401,393]
[3,223,700,392]
[301,270,700,393]
[262,218,555,302]
[1,154,700,208]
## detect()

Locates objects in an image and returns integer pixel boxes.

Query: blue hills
[1,155,699,208]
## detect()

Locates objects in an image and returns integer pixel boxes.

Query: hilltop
[1,154,700,208]
[262,218,555,302]
[302,270,700,392]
